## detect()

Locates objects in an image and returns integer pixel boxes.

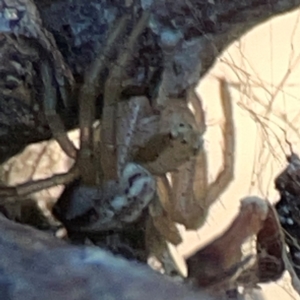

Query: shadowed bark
[0,213,218,300]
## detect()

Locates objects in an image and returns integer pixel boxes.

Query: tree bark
[0,214,216,300]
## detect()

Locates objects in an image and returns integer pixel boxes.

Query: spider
[0,8,235,266]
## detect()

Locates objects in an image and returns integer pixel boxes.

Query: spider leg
[204,79,235,207]
[101,11,150,180]
[169,156,209,230]
[0,61,81,201]
[41,60,77,160]
[0,162,79,202]
[77,15,130,185]
[151,176,182,245]
[104,11,150,106]
[0,13,150,201]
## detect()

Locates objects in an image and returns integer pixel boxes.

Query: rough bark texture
[0,0,299,163]
[0,213,216,300]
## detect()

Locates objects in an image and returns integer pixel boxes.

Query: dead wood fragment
[187,196,285,295]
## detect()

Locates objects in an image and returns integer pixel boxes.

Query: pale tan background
[1,7,300,300]
[176,7,300,300]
